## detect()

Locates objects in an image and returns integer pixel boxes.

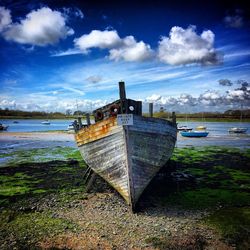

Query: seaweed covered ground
[0,146,249,249]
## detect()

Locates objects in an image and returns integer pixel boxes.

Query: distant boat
[67,123,76,133]
[177,125,193,131]
[13,121,19,124]
[196,125,206,131]
[0,123,9,131]
[228,127,248,134]
[229,104,247,134]
[41,120,50,125]
[180,131,209,137]
[196,112,207,131]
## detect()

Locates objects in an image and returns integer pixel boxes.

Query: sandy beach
[0,131,75,141]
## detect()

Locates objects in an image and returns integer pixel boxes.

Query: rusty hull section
[75,117,130,203]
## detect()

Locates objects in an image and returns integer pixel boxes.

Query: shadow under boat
[74,82,177,212]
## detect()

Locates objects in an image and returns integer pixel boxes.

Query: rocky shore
[0,134,249,249]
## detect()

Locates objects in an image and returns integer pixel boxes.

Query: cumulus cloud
[74,29,153,62]
[158,25,220,65]
[74,30,122,53]
[2,7,74,46]
[178,94,198,106]
[199,90,222,106]
[0,6,11,32]
[109,36,153,62]
[218,79,233,86]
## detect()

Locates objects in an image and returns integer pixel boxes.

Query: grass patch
[163,188,250,209]
[205,207,250,249]
[0,210,78,248]
[0,146,85,167]
[0,147,87,208]
[160,146,250,209]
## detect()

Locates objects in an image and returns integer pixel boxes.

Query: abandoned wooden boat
[75,82,177,211]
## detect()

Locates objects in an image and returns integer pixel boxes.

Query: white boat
[228,127,247,133]
[67,124,74,130]
[177,125,193,131]
[41,120,50,125]
[229,105,247,134]
[0,123,9,131]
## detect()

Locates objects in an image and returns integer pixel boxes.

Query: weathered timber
[119,81,127,114]
[172,111,176,124]
[149,103,153,117]
[86,172,97,192]
[75,82,177,211]
[86,113,91,126]
[77,116,83,128]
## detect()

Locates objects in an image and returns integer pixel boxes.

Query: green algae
[205,207,250,249]
[166,146,250,209]
[0,146,85,167]
[0,210,78,248]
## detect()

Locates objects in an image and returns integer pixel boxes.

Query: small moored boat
[41,120,50,125]
[228,127,247,134]
[180,130,209,137]
[0,123,9,131]
[75,82,177,211]
[178,125,193,131]
[196,125,206,131]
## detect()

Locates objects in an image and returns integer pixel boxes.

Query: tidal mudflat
[0,132,249,249]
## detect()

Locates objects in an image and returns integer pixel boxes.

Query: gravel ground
[36,187,234,250]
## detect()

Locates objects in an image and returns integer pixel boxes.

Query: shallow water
[0,121,249,152]
[0,119,94,132]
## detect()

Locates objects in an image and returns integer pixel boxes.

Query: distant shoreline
[1,116,250,122]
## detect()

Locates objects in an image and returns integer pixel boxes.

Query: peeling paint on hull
[75,115,177,209]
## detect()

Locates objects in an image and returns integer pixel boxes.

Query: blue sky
[0,0,250,113]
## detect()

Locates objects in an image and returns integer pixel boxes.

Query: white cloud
[2,7,74,46]
[109,36,153,62]
[74,30,121,52]
[74,30,153,62]
[0,6,11,32]
[158,25,220,65]
[145,94,162,102]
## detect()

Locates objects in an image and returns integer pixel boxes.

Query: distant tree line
[1,108,250,119]
[153,109,250,119]
[0,108,89,119]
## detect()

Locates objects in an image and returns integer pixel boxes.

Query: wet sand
[0,131,250,151]
[0,131,76,152]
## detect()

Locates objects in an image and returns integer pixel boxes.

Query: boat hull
[228,127,248,133]
[75,115,177,208]
[180,131,209,137]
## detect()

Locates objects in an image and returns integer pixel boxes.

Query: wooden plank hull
[75,115,177,209]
